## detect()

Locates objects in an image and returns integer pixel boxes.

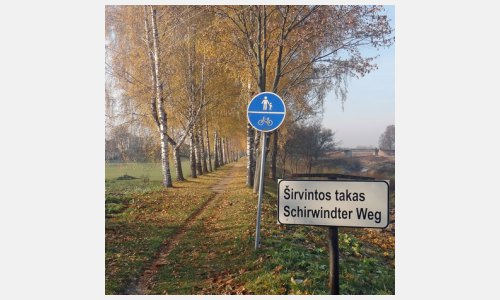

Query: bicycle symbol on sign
[257,116,273,126]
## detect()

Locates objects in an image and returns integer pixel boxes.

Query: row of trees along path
[105,5,393,191]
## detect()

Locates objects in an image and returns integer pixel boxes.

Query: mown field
[105,159,193,181]
[105,158,395,295]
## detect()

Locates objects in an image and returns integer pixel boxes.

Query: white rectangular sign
[278,180,390,228]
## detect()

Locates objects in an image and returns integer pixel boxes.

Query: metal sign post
[247,92,286,250]
[254,132,267,249]
[328,226,340,295]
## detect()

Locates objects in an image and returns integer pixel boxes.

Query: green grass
[150,164,255,294]
[105,163,234,295]
[105,159,193,182]
[148,162,394,295]
[105,158,394,295]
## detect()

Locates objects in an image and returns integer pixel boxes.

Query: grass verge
[105,164,234,294]
[147,161,394,295]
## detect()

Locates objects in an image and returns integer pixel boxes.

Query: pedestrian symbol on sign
[261,96,271,110]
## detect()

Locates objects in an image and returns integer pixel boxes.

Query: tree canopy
[105,5,393,187]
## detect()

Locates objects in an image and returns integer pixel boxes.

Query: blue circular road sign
[247,92,286,132]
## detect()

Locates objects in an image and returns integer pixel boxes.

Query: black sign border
[277,179,390,229]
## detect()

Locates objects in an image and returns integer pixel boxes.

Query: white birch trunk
[190,130,197,178]
[206,118,212,172]
[218,136,224,166]
[148,6,172,187]
[199,126,208,173]
[213,131,219,169]
[221,137,226,165]
[195,125,203,175]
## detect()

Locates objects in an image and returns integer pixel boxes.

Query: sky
[321,5,395,149]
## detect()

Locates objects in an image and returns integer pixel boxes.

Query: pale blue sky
[322,5,395,148]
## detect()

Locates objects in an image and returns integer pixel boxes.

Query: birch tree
[161,6,214,181]
[216,5,393,185]
[143,6,174,187]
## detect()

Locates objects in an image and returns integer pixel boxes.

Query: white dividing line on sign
[277,180,390,228]
[247,111,286,114]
